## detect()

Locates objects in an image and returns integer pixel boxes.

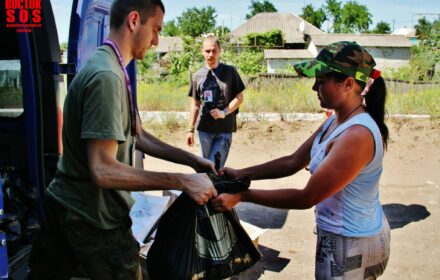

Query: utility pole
[230,14,232,32]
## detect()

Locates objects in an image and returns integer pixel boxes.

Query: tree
[324,0,342,32]
[136,51,157,77]
[162,20,179,36]
[431,19,440,49]
[177,6,217,37]
[60,42,68,50]
[415,17,433,41]
[213,26,231,38]
[372,21,391,34]
[300,4,327,29]
[245,0,277,20]
[245,29,284,47]
[340,1,372,33]
[412,18,440,80]
[168,37,203,76]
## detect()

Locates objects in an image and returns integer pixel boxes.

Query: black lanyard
[202,64,221,86]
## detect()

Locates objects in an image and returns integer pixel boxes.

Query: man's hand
[211,193,242,211]
[186,132,195,147]
[182,173,218,205]
[193,157,218,175]
[210,108,226,120]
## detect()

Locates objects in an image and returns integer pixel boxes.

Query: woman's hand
[219,167,240,179]
[211,192,243,211]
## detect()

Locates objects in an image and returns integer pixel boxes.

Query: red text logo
[5,0,43,33]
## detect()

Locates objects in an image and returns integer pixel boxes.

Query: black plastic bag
[147,175,261,280]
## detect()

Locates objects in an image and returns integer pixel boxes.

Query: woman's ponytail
[364,76,389,148]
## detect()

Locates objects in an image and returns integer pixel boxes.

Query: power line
[412,13,440,27]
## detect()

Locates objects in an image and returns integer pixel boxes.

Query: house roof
[264,49,314,59]
[392,27,417,38]
[310,34,414,48]
[229,13,325,44]
[155,36,183,53]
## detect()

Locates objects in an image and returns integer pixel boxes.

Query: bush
[136,51,157,76]
[245,30,284,47]
[222,49,265,76]
[167,37,203,78]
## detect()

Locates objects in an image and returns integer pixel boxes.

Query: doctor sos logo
[5,0,42,32]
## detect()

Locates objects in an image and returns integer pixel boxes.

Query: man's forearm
[188,102,200,130]
[136,129,199,169]
[224,92,243,115]
[91,158,186,191]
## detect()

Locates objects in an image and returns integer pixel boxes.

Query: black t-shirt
[188,63,245,133]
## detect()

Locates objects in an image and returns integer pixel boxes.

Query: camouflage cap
[294,41,376,83]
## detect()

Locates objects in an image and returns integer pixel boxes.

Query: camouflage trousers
[28,196,141,280]
[315,217,391,280]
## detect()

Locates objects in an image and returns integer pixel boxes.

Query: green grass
[137,82,190,111]
[137,78,440,115]
[0,88,23,109]
[241,79,321,113]
[386,86,440,115]
[142,112,185,140]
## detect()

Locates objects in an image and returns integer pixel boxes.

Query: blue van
[0,0,139,278]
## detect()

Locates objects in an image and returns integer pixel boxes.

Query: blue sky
[52,0,439,43]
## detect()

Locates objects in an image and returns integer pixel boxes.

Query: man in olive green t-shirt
[28,1,217,279]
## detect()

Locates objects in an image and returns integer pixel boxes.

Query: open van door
[0,0,142,277]
[0,0,143,277]
[0,0,65,277]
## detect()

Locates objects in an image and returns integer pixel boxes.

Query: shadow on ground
[382,203,431,229]
[235,202,288,229]
[233,245,291,279]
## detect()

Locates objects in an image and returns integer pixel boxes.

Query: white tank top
[310,113,384,237]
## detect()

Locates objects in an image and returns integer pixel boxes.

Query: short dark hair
[110,0,165,30]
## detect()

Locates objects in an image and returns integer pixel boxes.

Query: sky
[52,0,440,43]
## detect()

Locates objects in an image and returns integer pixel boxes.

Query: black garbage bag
[0,166,41,256]
[147,175,261,280]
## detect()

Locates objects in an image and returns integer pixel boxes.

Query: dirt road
[143,117,440,279]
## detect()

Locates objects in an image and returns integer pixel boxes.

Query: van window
[0,30,23,118]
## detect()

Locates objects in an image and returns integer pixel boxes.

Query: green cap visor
[294,59,372,83]
[294,60,334,78]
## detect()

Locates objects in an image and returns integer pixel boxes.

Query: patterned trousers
[315,217,391,280]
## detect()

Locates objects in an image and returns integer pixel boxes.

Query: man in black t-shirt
[187,35,245,168]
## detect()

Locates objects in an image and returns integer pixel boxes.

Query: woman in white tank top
[211,41,391,280]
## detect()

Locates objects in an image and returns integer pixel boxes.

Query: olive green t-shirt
[48,46,135,230]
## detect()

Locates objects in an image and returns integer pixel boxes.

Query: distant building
[264,49,314,73]
[154,36,183,59]
[229,12,324,48]
[231,13,414,73]
[392,27,417,44]
[308,34,414,71]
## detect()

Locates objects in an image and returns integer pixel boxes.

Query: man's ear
[126,11,140,31]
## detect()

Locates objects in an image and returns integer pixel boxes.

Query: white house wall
[267,59,307,73]
[266,46,410,73]
[364,47,411,70]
